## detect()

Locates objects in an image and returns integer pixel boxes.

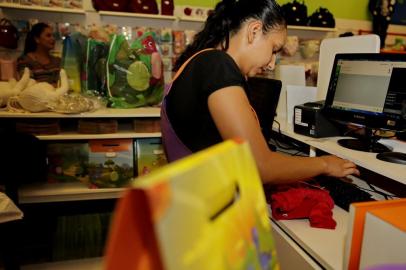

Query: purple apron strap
[160,93,192,162]
[160,49,215,162]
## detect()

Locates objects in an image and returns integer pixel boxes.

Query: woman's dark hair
[173,0,286,71]
[23,23,51,55]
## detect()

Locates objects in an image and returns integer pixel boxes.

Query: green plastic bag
[83,38,110,98]
[107,33,164,108]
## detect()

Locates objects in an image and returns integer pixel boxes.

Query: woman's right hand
[319,155,360,178]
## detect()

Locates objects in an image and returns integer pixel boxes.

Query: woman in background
[17,22,60,86]
[162,0,359,184]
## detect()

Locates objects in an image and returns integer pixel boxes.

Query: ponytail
[174,0,286,71]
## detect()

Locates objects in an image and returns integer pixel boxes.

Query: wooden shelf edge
[36,132,162,140]
[99,10,176,20]
[0,3,85,14]
[0,107,161,118]
[19,182,126,204]
[287,25,337,32]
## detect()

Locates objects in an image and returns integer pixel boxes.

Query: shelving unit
[0,2,85,14]
[0,107,161,205]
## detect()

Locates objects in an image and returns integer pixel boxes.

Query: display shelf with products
[0,2,86,14]
[0,107,162,205]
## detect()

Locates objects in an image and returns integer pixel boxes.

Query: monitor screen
[324,53,406,131]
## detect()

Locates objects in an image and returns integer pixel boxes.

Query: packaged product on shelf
[78,119,118,134]
[61,32,87,93]
[107,33,164,108]
[135,138,167,176]
[83,38,109,98]
[159,28,173,43]
[20,0,41,5]
[184,30,196,45]
[88,139,134,188]
[64,0,82,9]
[133,118,160,133]
[172,30,186,55]
[49,0,63,7]
[46,142,89,184]
[159,44,172,58]
[42,0,50,6]
[16,119,60,135]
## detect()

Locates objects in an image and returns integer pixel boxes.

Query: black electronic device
[293,100,340,138]
[247,77,282,145]
[312,176,375,211]
[323,53,406,156]
[376,151,406,165]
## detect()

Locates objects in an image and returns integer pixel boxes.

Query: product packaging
[135,138,166,176]
[88,139,134,188]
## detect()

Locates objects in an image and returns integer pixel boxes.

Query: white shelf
[287,25,337,32]
[271,206,349,270]
[99,10,176,20]
[0,3,85,14]
[19,182,126,204]
[179,16,206,22]
[0,107,161,118]
[21,257,103,270]
[273,118,406,185]
[37,131,161,140]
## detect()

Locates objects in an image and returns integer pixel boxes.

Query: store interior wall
[175,0,371,21]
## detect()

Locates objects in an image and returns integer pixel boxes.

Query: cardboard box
[88,139,134,188]
[344,198,406,270]
[135,138,167,176]
[46,142,89,183]
[359,204,406,269]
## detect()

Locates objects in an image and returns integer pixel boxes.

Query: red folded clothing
[270,187,336,229]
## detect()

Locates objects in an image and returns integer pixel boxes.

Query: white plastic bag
[0,192,23,223]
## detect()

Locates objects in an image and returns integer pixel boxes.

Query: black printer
[293,101,339,138]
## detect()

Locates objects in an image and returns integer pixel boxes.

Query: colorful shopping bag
[105,139,279,270]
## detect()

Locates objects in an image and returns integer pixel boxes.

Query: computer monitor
[323,53,406,154]
[246,77,282,145]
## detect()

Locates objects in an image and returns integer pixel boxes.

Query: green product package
[83,39,110,98]
[107,33,164,108]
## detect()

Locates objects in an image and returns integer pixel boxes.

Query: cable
[272,120,304,151]
[366,182,398,200]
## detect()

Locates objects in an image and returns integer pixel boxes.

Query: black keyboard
[311,176,375,211]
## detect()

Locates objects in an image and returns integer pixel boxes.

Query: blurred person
[17,23,60,86]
